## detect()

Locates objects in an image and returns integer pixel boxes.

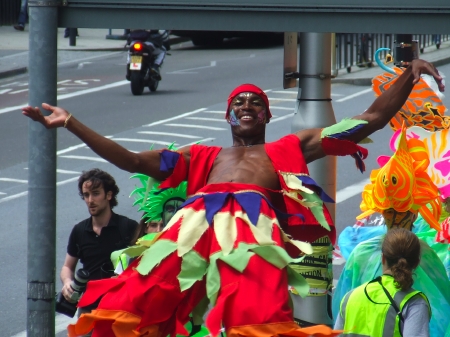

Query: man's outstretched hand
[22,103,70,129]
[411,59,445,92]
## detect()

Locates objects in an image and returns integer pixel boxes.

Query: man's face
[146,220,164,233]
[82,181,111,217]
[381,209,416,230]
[162,198,183,226]
[227,92,267,134]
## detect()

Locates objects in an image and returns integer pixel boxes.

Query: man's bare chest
[206,146,280,189]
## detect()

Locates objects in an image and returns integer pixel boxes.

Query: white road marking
[0,176,81,204]
[271,113,294,123]
[167,61,217,74]
[143,108,207,127]
[165,123,226,131]
[57,51,122,66]
[0,80,129,115]
[203,110,224,114]
[0,89,12,95]
[57,80,128,100]
[185,117,226,122]
[0,178,27,183]
[138,131,201,139]
[0,51,28,61]
[336,88,372,102]
[270,106,293,110]
[59,155,108,163]
[56,136,112,155]
[112,138,175,146]
[336,179,370,203]
[56,169,80,174]
[268,98,296,102]
[9,89,29,94]
[57,176,82,185]
[0,191,28,204]
[0,192,6,195]
[77,62,93,69]
[179,138,215,147]
[56,143,87,155]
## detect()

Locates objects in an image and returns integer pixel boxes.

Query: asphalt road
[1,38,449,337]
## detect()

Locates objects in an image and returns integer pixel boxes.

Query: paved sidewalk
[0,26,188,79]
[1,25,450,83]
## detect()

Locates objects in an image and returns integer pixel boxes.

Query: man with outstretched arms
[23,59,443,337]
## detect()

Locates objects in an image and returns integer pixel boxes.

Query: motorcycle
[127,40,160,95]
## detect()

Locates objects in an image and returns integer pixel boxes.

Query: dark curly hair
[382,228,421,291]
[78,169,119,209]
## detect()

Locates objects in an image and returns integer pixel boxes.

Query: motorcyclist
[126,29,170,81]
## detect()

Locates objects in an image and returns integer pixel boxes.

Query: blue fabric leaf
[180,195,202,209]
[296,175,335,203]
[159,150,180,172]
[204,193,230,225]
[234,192,262,226]
[327,123,366,140]
[351,153,365,173]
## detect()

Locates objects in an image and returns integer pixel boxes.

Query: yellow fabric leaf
[177,209,209,257]
[279,228,313,255]
[213,211,238,256]
[281,173,314,194]
[284,190,318,208]
[238,212,275,246]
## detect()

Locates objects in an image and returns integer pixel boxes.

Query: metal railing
[335,33,450,73]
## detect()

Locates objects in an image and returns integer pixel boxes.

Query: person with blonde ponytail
[336,228,430,337]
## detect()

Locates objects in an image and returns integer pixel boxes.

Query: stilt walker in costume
[332,124,450,336]
[110,172,212,337]
[22,59,444,337]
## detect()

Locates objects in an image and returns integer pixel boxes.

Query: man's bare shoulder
[292,128,324,163]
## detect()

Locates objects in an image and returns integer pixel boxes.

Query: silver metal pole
[290,32,335,327]
[27,2,58,336]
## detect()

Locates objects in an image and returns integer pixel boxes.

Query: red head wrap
[225,84,272,122]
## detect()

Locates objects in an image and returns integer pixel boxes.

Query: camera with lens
[55,268,90,317]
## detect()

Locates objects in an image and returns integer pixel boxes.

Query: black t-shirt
[67,212,138,281]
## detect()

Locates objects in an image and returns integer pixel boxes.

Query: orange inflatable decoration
[372,67,449,131]
[357,123,442,231]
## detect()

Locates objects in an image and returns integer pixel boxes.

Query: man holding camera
[59,169,138,320]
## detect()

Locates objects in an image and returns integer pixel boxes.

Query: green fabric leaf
[122,245,149,257]
[219,249,254,273]
[110,248,127,268]
[286,265,310,298]
[299,191,331,231]
[178,250,208,291]
[136,240,178,275]
[206,252,223,305]
[251,245,305,269]
[321,118,368,139]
